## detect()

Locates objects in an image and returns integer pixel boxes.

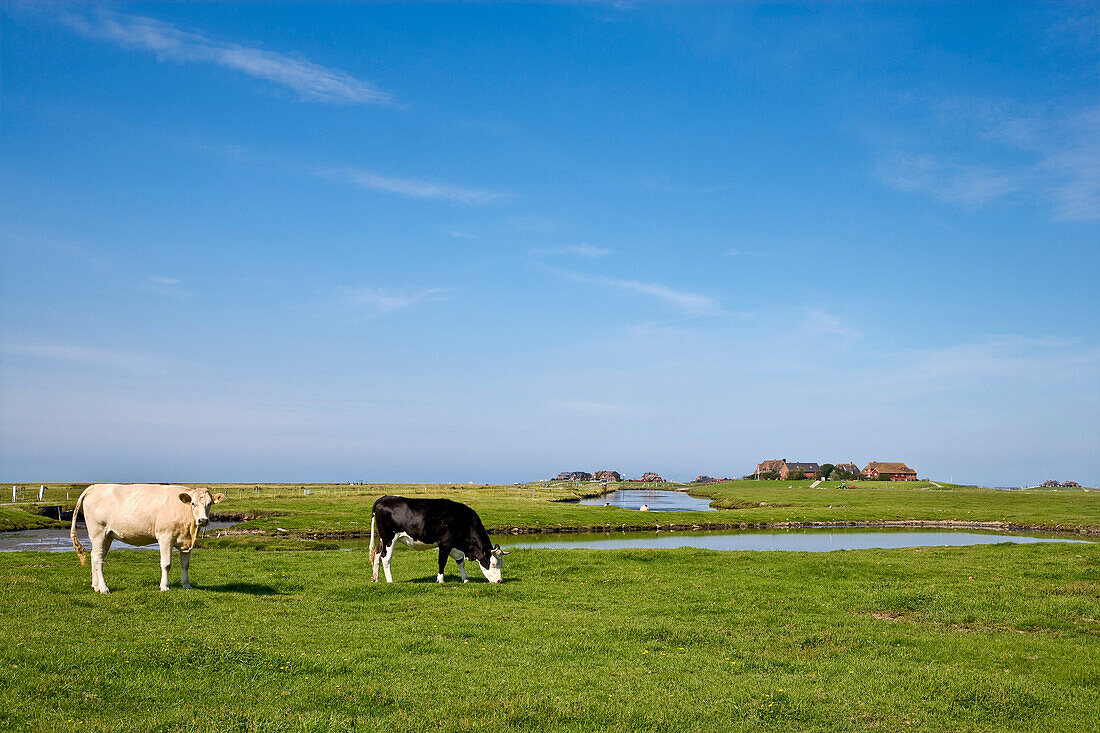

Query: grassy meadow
[2,480,1098,542]
[178,480,1100,539]
[2,480,1097,730]
[1,541,1097,732]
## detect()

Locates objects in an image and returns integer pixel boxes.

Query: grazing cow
[70,483,225,593]
[368,495,509,583]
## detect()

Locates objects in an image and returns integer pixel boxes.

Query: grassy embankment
[200,480,1100,546]
[0,507,63,532]
[1,541,1096,732]
[3,481,1098,544]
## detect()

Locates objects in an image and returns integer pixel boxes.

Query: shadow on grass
[201,582,285,595]
[405,575,521,585]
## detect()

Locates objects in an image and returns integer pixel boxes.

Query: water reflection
[499,528,1093,552]
[0,521,240,552]
[575,489,715,512]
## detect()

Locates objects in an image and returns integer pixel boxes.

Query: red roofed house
[779,461,821,480]
[754,459,786,479]
[862,462,917,481]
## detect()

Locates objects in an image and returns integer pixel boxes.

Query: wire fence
[2,485,80,505]
[1,481,691,507]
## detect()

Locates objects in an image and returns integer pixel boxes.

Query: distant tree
[787,470,805,481]
[820,464,836,480]
[757,471,779,480]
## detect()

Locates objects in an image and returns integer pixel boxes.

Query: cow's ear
[212,493,226,504]
[178,492,193,504]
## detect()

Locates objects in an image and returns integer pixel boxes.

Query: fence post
[12,486,17,503]
[39,485,46,501]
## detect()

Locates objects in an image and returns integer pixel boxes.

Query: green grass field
[174,480,1100,539]
[2,481,1098,541]
[2,482,1098,730]
[1,541,1096,732]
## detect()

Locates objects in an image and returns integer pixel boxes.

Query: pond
[573,489,715,512]
[3,525,1092,554]
[497,528,1094,552]
[0,521,239,552]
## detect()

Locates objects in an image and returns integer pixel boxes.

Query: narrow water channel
[2,525,1091,553]
[573,489,716,511]
[497,528,1094,552]
[0,521,240,552]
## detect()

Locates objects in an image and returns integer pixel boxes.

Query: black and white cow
[368,495,509,583]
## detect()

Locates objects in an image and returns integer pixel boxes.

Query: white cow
[70,483,225,593]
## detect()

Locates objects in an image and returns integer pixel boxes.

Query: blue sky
[2,2,1097,485]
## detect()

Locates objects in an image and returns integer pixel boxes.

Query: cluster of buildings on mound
[553,461,919,483]
[553,470,665,483]
[753,459,918,481]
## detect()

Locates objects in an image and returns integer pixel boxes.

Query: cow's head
[178,489,226,527]
[477,544,509,583]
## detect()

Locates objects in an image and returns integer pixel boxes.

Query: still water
[574,489,716,512]
[0,521,239,552]
[2,525,1091,553]
[498,528,1094,552]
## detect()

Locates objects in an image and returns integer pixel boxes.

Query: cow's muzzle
[197,518,209,527]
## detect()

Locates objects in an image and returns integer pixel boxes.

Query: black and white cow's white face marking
[178,490,225,527]
[479,544,509,583]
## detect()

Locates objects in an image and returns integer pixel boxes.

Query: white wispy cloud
[874,153,1024,208]
[874,95,1100,221]
[340,287,450,317]
[47,7,396,106]
[140,275,190,299]
[549,267,722,316]
[534,244,612,257]
[803,308,860,343]
[892,336,1098,383]
[1,342,183,374]
[314,166,509,205]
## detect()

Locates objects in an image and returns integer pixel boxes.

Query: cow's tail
[368,512,379,565]
[70,487,91,566]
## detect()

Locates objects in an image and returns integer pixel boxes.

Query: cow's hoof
[159,586,170,592]
[463,579,469,583]
[182,584,192,590]
[97,588,110,595]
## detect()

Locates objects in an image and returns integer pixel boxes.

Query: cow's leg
[158,538,173,591]
[90,528,111,594]
[450,548,469,583]
[372,539,382,582]
[98,535,114,593]
[381,541,395,583]
[179,549,192,589]
[437,547,450,583]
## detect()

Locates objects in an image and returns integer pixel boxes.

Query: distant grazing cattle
[70,483,225,593]
[369,495,508,583]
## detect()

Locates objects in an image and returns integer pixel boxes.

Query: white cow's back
[82,483,193,547]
